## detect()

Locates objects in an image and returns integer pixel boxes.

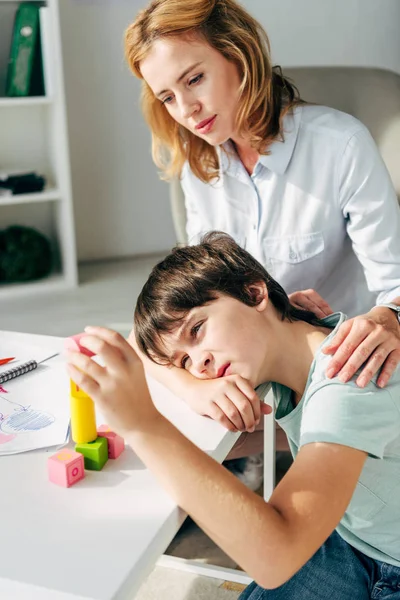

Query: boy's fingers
[208,403,241,432]
[79,334,130,371]
[66,350,105,382]
[84,326,135,359]
[261,403,273,415]
[217,395,248,431]
[67,364,100,398]
[234,377,261,424]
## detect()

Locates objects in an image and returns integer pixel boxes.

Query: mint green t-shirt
[259,312,400,567]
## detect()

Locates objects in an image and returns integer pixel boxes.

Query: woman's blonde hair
[125,0,303,183]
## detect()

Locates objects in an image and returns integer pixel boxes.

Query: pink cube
[48,449,85,488]
[64,333,96,357]
[97,425,125,459]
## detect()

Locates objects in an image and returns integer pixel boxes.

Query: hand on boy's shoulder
[187,374,272,433]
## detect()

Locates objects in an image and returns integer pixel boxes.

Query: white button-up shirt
[181,105,400,318]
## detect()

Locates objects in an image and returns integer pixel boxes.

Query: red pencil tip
[0,357,16,366]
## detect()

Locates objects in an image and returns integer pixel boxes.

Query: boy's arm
[127,417,366,589]
[67,328,368,589]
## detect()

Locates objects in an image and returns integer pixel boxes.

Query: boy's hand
[66,326,161,438]
[186,375,272,433]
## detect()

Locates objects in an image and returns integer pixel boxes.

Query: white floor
[0,255,244,600]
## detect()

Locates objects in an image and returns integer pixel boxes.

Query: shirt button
[289,250,297,260]
[253,224,257,230]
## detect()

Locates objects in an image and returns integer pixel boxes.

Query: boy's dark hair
[134,232,324,364]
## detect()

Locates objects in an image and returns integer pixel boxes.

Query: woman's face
[140,35,242,146]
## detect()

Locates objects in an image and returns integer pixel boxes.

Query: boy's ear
[248,282,269,311]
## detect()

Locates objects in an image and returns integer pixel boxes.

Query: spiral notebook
[0,341,70,455]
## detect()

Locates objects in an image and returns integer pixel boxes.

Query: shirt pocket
[263,232,325,292]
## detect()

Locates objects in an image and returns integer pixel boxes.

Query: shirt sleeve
[338,126,400,304]
[300,382,400,459]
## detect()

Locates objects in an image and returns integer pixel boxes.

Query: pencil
[0,357,15,366]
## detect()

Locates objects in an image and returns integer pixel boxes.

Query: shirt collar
[219,105,303,177]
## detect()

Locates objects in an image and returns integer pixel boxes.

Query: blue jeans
[239,531,400,599]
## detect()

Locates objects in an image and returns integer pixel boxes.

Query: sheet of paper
[0,360,70,455]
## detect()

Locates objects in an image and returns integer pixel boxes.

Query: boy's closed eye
[178,321,204,369]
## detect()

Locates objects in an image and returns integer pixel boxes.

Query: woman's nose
[179,94,200,120]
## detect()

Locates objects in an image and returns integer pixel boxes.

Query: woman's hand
[66,326,161,438]
[288,289,333,319]
[186,375,272,433]
[322,306,400,388]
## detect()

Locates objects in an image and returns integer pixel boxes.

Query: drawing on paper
[0,394,55,444]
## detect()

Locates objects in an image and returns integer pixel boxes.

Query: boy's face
[160,293,269,388]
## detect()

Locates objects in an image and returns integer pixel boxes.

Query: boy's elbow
[251,551,302,590]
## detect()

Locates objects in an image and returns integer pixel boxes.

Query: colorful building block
[48,449,85,488]
[97,424,125,459]
[64,333,96,357]
[75,436,108,471]
[70,379,90,399]
[70,391,97,444]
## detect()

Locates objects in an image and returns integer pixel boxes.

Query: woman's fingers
[323,319,353,356]
[355,343,392,387]
[377,350,400,388]
[324,315,400,385]
[288,289,333,319]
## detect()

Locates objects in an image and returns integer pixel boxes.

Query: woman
[124,0,400,447]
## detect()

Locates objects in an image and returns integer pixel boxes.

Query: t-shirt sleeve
[300,382,400,459]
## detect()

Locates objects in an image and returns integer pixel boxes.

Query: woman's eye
[181,355,189,369]
[189,74,203,86]
[191,322,202,337]
[162,95,173,105]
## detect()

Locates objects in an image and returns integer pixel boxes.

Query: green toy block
[75,436,108,471]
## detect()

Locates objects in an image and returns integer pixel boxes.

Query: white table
[0,331,245,600]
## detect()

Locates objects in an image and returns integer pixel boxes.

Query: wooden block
[48,449,85,488]
[70,393,97,444]
[75,436,108,471]
[65,333,96,357]
[97,424,125,459]
[70,379,90,399]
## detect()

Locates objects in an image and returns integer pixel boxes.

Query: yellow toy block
[70,393,97,444]
[70,379,90,399]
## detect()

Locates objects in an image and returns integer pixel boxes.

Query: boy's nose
[193,351,212,376]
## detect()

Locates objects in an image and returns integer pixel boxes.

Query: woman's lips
[195,115,217,133]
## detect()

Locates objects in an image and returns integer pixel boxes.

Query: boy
[66,232,400,598]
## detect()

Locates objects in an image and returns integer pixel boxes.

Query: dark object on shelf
[0,172,46,195]
[0,225,53,283]
[6,3,45,97]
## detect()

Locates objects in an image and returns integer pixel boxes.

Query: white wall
[59,0,400,261]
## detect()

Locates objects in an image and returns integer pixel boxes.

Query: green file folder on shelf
[6,3,45,97]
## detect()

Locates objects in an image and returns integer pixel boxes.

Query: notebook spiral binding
[0,360,38,384]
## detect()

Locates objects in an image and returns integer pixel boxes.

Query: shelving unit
[0,0,77,299]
